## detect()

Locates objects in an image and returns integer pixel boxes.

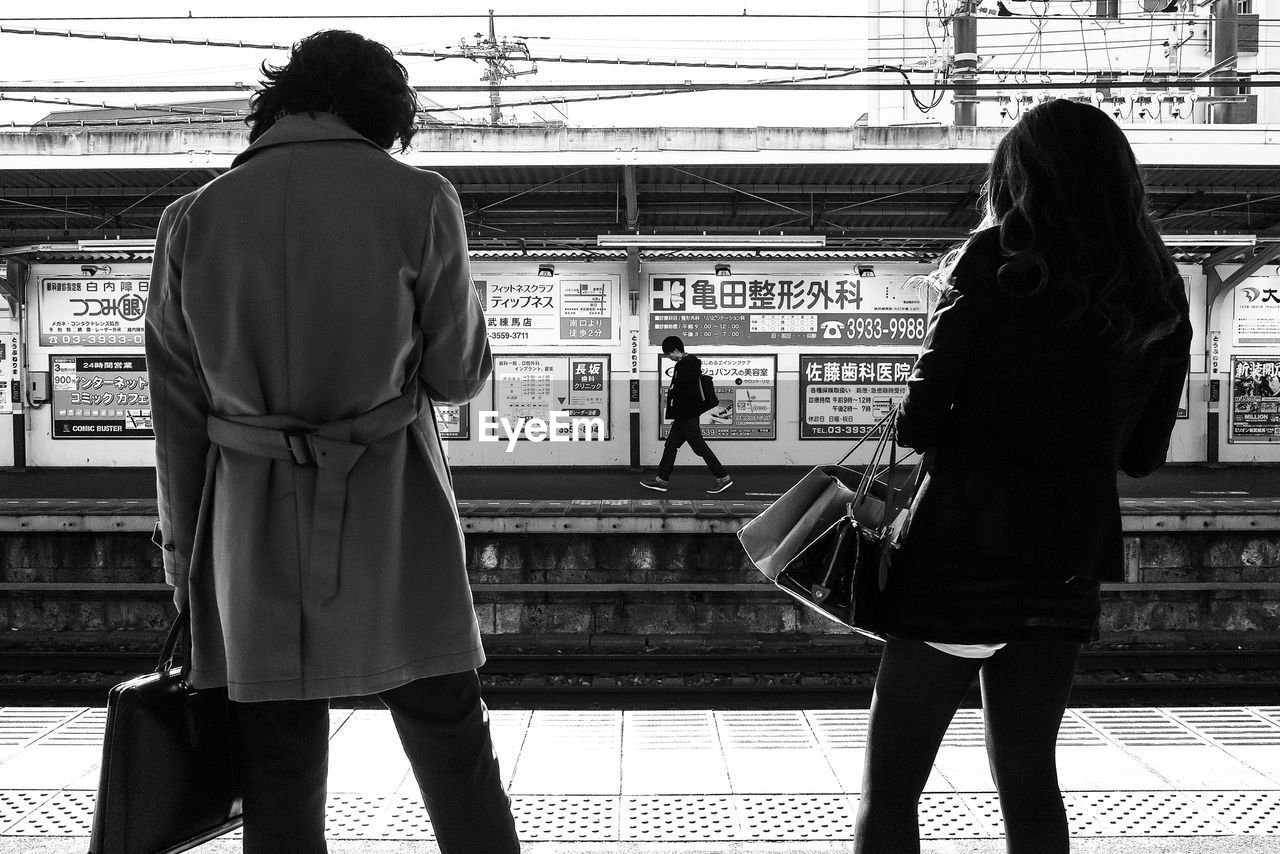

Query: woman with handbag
[853,99,1191,854]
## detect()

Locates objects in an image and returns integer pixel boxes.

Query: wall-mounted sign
[1233,281,1280,347]
[0,333,17,414]
[38,277,149,346]
[492,354,611,439]
[50,355,152,438]
[434,403,469,440]
[658,354,776,440]
[649,274,926,347]
[800,354,913,439]
[476,275,620,347]
[1229,356,1280,443]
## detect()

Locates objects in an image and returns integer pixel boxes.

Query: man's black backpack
[697,373,720,414]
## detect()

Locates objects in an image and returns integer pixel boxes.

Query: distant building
[866,0,1269,126]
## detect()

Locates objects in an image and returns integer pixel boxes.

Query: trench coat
[888,227,1192,643]
[145,112,493,701]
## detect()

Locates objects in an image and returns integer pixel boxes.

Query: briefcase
[89,606,243,854]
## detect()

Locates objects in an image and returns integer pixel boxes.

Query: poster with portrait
[1230,356,1280,443]
[658,354,776,440]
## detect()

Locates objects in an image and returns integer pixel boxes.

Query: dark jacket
[665,354,707,420]
[889,227,1192,643]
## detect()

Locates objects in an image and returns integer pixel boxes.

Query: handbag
[697,373,720,414]
[762,409,922,639]
[89,605,243,854]
[737,408,905,580]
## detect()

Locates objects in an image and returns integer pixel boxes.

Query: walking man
[641,336,733,494]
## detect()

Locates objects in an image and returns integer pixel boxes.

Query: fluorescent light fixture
[597,234,827,248]
[76,239,157,252]
[1161,234,1255,247]
[537,263,555,277]
[857,265,876,278]
[714,263,732,277]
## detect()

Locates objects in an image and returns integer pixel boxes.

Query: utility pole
[457,9,537,125]
[1211,0,1239,124]
[952,0,979,127]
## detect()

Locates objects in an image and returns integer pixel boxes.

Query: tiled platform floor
[2,706,1280,843]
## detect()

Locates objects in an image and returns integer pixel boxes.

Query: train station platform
[0,705,1279,852]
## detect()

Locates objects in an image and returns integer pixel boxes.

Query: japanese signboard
[50,355,153,438]
[1234,281,1280,347]
[0,333,17,414]
[38,277,149,346]
[1230,356,1280,443]
[491,354,611,440]
[433,404,470,440]
[800,354,913,439]
[658,354,776,440]
[649,273,927,347]
[476,275,619,347]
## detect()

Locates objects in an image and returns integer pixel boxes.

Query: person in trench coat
[145,30,519,853]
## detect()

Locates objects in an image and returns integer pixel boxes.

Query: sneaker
[706,476,733,495]
[640,478,669,492]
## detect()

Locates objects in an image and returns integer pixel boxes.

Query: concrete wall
[4,526,1278,651]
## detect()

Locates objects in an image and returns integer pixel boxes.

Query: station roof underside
[1,124,1277,262]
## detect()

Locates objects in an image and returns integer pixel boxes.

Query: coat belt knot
[206,390,422,603]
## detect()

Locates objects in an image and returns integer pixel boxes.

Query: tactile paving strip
[0,791,55,834]
[622,795,741,841]
[940,710,988,747]
[804,710,869,750]
[1165,708,1280,746]
[1,791,1279,838]
[514,795,617,841]
[37,709,107,747]
[736,794,858,840]
[624,711,718,749]
[1189,791,1280,834]
[717,710,815,749]
[7,791,96,836]
[1076,708,1206,746]
[918,792,987,838]
[1073,791,1229,835]
[0,710,79,748]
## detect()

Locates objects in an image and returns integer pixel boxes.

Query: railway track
[1,649,1277,707]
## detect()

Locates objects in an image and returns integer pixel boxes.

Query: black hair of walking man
[641,336,733,494]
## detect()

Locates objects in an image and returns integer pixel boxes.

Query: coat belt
[206,391,422,604]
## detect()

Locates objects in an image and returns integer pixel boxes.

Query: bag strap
[156,605,194,682]
[834,407,896,467]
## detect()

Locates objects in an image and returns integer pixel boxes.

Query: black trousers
[233,669,520,854]
[853,639,1082,854]
[658,416,727,480]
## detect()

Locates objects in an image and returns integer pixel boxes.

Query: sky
[0,0,910,128]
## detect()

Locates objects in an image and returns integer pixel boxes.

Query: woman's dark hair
[246,30,418,151]
[960,98,1183,353]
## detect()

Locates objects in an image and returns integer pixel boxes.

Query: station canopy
[0,123,1276,265]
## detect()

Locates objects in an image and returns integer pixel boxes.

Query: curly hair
[246,30,418,151]
[945,98,1183,354]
